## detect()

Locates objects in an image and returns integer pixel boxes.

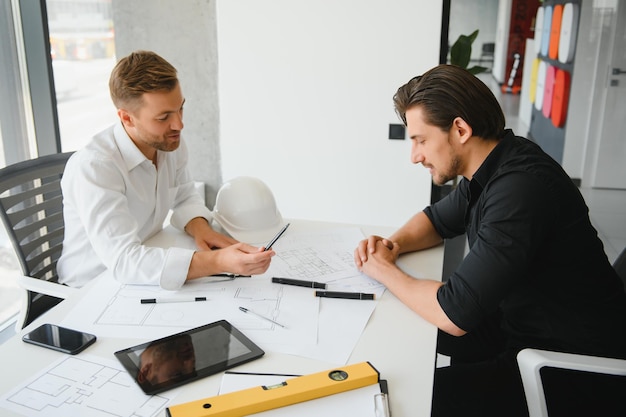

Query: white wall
[216,0,441,228]
[113,0,222,203]
[448,0,499,62]
[493,0,511,83]
[562,1,617,185]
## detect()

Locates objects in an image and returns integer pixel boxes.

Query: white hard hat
[212,176,285,245]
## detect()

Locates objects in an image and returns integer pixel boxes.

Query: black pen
[272,277,327,289]
[264,223,290,251]
[210,273,251,278]
[315,291,376,300]
[141,296,207,304]
[239,306,287,328]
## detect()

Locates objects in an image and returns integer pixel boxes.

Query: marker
[239,306,286,328]
[210,273,252,278]
[272,277,326,289]
[141,297,207,304]
[264,223,290,251]
[315,291,375,300]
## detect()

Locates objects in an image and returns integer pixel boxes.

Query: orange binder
[549,4,563,60]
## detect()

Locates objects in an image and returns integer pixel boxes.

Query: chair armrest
[17,275,79,300]
[517,348,626,417]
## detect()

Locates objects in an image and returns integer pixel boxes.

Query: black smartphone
[22,323,97,355]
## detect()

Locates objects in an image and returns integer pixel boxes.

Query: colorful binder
[549,4,563,60]
[542,64,556,118]
[559,3,579,64]
[551,68,571,127]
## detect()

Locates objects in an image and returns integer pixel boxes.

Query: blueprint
[269,227,386,293]
[0,354,176,417]
[61,226,383,364]
[62,277,318,347]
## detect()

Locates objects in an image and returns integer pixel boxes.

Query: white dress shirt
[57,122,213,290]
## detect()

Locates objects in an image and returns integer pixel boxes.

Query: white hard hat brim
[212,211,287,246]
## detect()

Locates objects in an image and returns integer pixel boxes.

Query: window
[47,0,117,151]
[0,0,37,330]
[0,0,117,331]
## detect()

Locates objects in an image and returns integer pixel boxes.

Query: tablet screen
[114,320,264,394]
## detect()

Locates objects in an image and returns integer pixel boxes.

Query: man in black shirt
[354,64,626,416]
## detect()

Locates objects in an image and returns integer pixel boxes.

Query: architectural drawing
[1,355,174,417]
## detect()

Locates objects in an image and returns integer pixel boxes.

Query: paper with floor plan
[0,354,176,417]
[269,227,386,294]
[61,226,383,364]
[61,277,318,347]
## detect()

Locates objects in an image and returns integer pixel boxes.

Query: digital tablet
[114,320,264,394]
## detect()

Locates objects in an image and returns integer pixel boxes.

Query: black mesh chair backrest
[614,247,626,292]
[0,152,74,326]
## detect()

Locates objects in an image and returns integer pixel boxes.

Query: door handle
[612,68,626,75]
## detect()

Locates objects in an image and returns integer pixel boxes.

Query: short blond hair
[109,50,178,110]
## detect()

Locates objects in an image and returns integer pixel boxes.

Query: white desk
[0,220,443,417]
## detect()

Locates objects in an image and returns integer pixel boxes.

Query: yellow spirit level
[166,361,380,417]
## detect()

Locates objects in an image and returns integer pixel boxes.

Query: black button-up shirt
[425,130,626,357]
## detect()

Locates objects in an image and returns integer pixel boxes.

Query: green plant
[449,29,489,75]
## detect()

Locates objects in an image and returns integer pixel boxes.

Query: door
[591,1,626,189]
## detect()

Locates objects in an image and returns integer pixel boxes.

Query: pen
[272,277,327,289]
[239,306,286,328]
[264,223,290,251]
[210,273,252,278]
[141,297,207,304]
[315,291,376,300]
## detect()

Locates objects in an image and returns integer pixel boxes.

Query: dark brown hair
[393,64,505,139]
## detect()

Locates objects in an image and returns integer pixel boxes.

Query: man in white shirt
[58,50,274,290]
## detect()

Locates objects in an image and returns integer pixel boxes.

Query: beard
[139,129,181,153]
[150,136,180,152]
[431,152,461,186]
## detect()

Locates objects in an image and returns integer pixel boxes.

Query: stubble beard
[431,154,461,186]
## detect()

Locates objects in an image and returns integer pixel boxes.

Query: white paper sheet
[0,354,177,417]
[218,371,383,417]
[62,277,319,347]
[61,226,383,364]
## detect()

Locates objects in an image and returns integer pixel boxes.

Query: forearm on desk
[375,263,465,337]
[389,212,443,254]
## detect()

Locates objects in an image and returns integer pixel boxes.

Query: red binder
[551,68,570,127]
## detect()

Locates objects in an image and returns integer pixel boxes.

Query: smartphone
[22,323,96,355]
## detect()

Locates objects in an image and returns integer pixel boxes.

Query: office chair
[0,152,78,330]
[517,247,626,417]
[614,246,626,289]
[478,42,495,66]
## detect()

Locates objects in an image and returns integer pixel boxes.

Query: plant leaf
[467,29,479,43]
[467,65,489,75]
[450,35,472,69]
